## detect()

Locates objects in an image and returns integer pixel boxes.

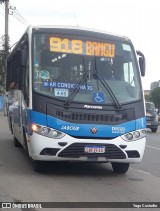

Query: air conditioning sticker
[42,81,93,91]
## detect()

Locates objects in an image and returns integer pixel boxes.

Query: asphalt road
[0,112,160,211]
[133,126,160,177]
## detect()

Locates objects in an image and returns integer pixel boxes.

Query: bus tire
[33,160,45,172]
[14,136,22,148]
[9,118,13,134]
[23,131,29,155]
[111,162,130,174]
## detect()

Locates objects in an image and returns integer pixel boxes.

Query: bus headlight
[40,127,49,136]
[133,131,140,139]
[50,130,58,138]
[31,124,65,139]
[121,129,147,142]
[124,133,133,140]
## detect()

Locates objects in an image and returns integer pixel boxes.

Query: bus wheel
[33,160,45,172]
[23,132,29,155]
[111,162,130,174]
[14,137,22,148]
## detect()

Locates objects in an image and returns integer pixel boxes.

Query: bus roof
[27,25,131,42]
[8,25,132,56]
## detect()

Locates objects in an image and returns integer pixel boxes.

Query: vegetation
[0,35,8,95]
[0,49,5,95]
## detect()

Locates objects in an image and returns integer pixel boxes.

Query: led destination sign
[50,37,115,57]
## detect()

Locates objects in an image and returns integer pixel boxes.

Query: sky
[0,0,160,90]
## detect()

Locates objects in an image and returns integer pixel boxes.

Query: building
[150,80,160,90]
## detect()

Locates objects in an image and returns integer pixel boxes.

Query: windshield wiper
[64,72,88,107]
[93,70,121,110]
[64,58,88,108]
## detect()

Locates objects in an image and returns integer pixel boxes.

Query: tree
[0,35,10,95]
[150,87,160,109]
[0,50,5,95]
[0,38,5,95]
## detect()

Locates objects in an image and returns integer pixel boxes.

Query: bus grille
[55,110,128,124]
[58,143,126,159]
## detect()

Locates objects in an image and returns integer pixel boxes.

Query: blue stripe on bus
[28,109,47,125]
[27,110,146,138]
[136,117,146,130]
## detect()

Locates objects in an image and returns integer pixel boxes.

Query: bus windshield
[33,33,141,105]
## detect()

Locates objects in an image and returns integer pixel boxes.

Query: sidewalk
[0,110,5,116]
[0,111,22,211]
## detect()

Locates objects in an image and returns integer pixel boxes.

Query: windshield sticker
[50,37,115,58]
[122,44,131,51]
[54,88,69,97]
[92,93,105,104]
[40,70,50,80]
[42,81,93,91]
[112,127,125,134]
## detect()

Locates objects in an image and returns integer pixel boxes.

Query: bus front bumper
[28,132,146,164]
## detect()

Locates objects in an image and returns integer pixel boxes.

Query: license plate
[84,146,105,154]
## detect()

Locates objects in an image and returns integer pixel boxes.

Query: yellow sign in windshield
[50,37,115,58]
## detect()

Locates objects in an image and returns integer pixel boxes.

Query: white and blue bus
[6,26,147,173]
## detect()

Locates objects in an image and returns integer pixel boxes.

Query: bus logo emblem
[91,127,98,134]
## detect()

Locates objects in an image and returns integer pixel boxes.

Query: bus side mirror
[136,50,146,77]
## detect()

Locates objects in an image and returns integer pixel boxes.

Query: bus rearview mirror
[136,50,146,77]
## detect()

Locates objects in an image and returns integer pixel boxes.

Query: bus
[6,26,147,173]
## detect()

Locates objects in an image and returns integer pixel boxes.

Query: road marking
[137,170,151,175]
[146,145,160,151]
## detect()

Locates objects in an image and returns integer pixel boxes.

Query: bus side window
[9,82,18,89]
[6,59,12,91]
[7,51,20,90]
[21,40,29,106]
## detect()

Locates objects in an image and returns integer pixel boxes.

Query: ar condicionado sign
[50,37,115,58]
